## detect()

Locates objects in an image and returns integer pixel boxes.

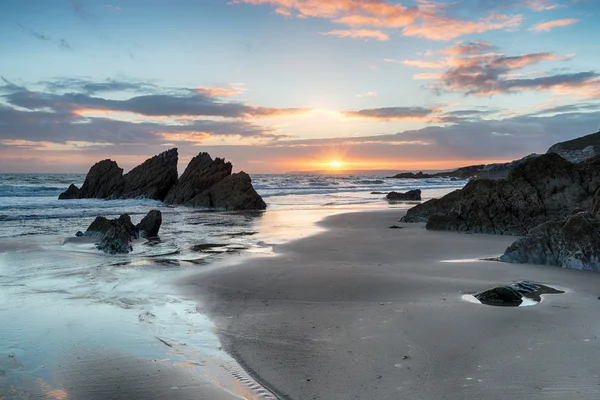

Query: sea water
[0,173,465,398]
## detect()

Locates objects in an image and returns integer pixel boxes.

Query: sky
[1,0,599,173]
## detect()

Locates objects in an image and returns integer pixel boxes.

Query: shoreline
[183,208,600,400]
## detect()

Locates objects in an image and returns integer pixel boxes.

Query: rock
[591,188,600,217]
[474,286,523,307]
[82,210,162,253]
[386,189,421,201]
[58,149,266,211]
[547,130,600,163]
[403,153,600,235]
[473,281,564,306]
[208,172,267,210]
[136,210,162,238]
[500,212,600,271]
[75,231,84,237]
[121,149,178,201]
[58,184,82,199]
[97,225,133,254]
[391,171,433,179]
[79,159,125,199]
[164,153,232,205]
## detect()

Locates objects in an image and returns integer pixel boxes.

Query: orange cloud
[523,0,562,11]
[439,41,497,55]
[233,0,522,41]
[195,84,245,97]
[403,14,523,41]
[342,106,441,121]
[321,29,390,41]
[529,18,578,32]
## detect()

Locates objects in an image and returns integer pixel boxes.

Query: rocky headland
[59,149,266,211]
[401,131,600,271]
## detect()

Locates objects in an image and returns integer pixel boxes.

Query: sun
[329,160,343,169]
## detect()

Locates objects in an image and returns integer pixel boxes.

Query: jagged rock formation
[59,149,178,201]
[386,189,421,201]
[402,153,600,236]
[548,130,600,163]
[83,210,162,254]
[58,149,266,211]
[164,153,232,206]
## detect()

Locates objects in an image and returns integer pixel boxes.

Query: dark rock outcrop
[500,211,600,271]
[547,130,600,163]
[59,149,266,211]
[390,154,539,181]
[386,189,421,201]
[83,210,162,254]
[136,210,162,238]
[164,153,232,206]
[121,149,178,201]
[79,159,125,199]
[208,172,267,210]
[58,184,82,200]
[60,150,177,201]
[402,153,600,235]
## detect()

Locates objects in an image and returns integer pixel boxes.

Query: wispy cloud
[342,106,440,121]
[233,0,524,41]
[529,18,578,32]
[356,91,378,98]
[17,24,73,50]
[321,29,390,41]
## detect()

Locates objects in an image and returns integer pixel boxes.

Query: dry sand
[183,209,600,400]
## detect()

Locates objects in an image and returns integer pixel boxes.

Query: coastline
[182,209,600,400]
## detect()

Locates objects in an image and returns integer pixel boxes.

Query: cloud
[233,0,523,41]
[320,29,390,41]
[523,0,563,11]
[342,106,439,121]
[70,0,93,20]
[356,91,378,98]
[402,13,523,41]
[439,41,498,55]
[2,78,309,119]
[17,24,73,50]
[194,84,246,97]
[395,43,597,97]
[529,18,578,32]
[0,105,282,147]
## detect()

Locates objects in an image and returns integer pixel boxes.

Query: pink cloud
[233,0,524,41]
[529,18,578,32]
[403,14,523,41]
[321,29,390,41]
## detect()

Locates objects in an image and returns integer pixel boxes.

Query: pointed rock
[79,159,125,199]
[209,172,266,210]
[164,152,232,205]
[122,149,178,201]
[58,184,82,199]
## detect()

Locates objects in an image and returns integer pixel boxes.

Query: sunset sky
[1,0,599,173]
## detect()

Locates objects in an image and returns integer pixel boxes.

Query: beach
[183,209,600,400]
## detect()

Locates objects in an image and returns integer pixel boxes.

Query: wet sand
[183,209,600,400]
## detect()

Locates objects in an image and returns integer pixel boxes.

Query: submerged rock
[136,210,162,238]
[386,189,421,201]
[58,184,81,200]
[82,210,162,254]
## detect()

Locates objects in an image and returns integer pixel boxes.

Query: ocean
[0,173,465,399]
